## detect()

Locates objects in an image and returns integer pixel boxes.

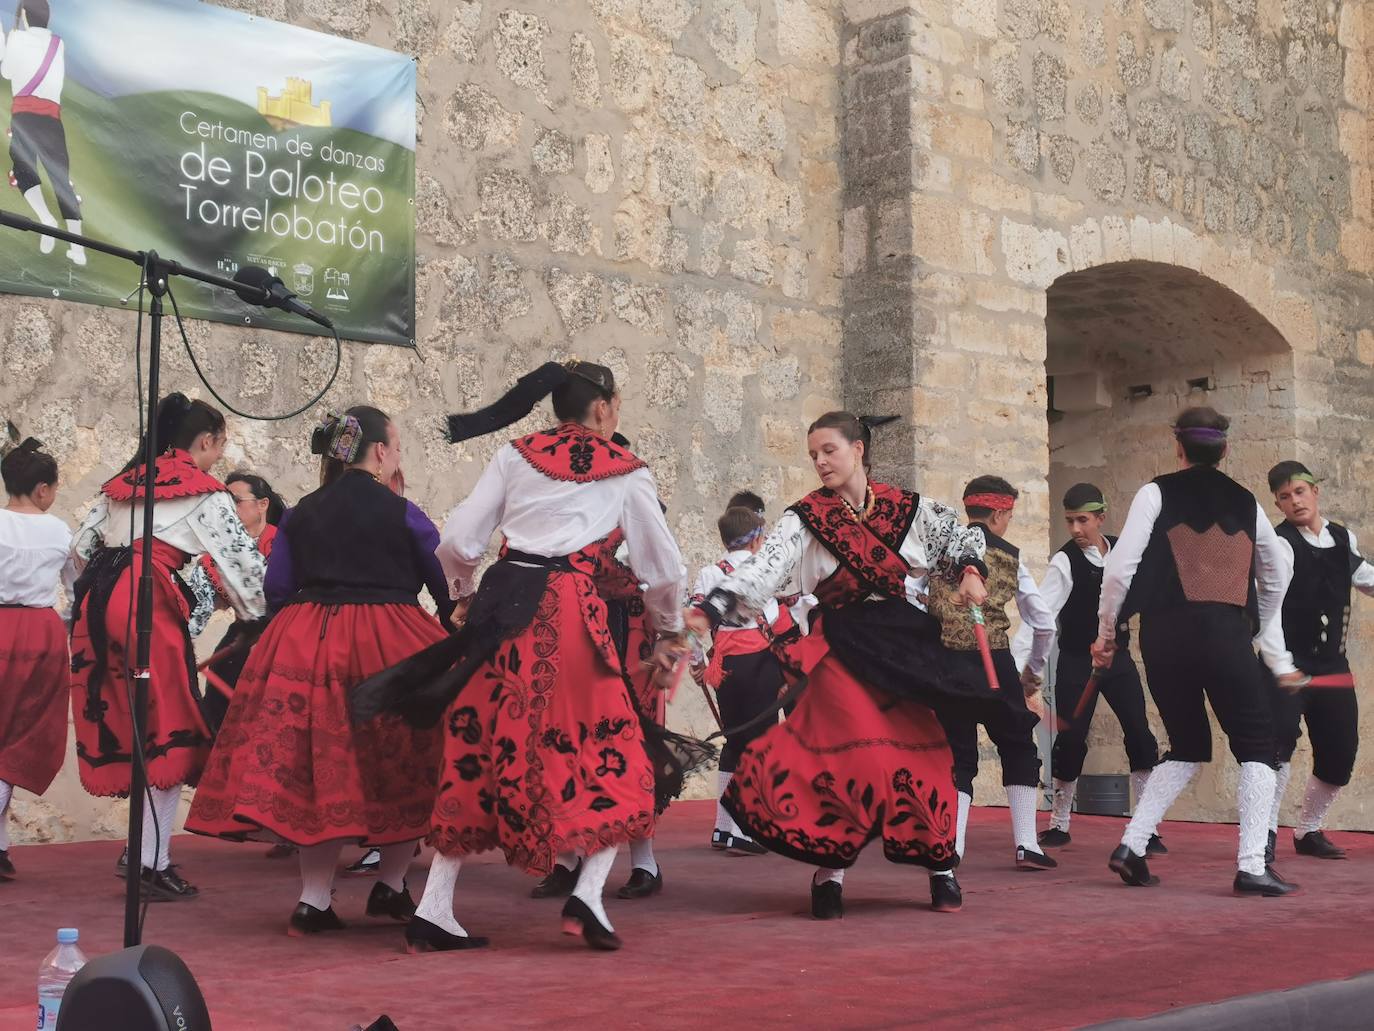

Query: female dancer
[0,437,71,879]
[352,361,697,953]
[70,394,266,901]
[189,471,285,734]
[687,411,990,919]
[187,407,453,936]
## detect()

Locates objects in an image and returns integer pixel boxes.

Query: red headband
[964,493,1016,511]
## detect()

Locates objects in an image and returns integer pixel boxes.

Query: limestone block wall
[0,0,845,843]
[839,0,1373,824]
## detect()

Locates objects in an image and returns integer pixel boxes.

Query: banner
[0,0,415,345]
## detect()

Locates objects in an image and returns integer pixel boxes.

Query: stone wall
[0,0,845,843]
[839,0,1372,824]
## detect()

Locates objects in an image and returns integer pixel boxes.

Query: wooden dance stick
[696,676,723,730]
[968,605,1000,691]
[1305,672,1355,689]
[1073,666,1107,720]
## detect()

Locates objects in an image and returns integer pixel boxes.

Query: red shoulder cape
[513,424,647,483]
[102,448,226,503]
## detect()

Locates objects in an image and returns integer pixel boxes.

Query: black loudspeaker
[56,945,211,1031]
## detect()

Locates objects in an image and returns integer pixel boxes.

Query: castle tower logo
[256,77,332,130]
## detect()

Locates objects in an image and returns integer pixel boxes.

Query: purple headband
[1173,426,1227,444]
[727,526,764,550]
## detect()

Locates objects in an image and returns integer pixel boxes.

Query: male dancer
[1012,483,1163,852]
[1258,461,1372,861]
[1094,407,1304,896]
[929,476,1057,910]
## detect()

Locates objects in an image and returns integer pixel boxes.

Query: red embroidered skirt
[0,607,69,794]
[428,570,655,875]
[70,541,209,797]
[186,602,445,847]
[724,651,959,871]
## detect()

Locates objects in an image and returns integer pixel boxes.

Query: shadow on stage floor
[1,802,1371,1030]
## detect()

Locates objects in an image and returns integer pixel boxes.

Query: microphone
[232,265,335,330]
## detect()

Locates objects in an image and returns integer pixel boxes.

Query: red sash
[513,424,646,483]
[102,449,226,503]
[789,483,919,606]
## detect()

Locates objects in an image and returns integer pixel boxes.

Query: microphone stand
[0,210,273,949]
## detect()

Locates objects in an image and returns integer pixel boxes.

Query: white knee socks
[0,779,11,851]
[1121,760,1198,855]
[1237,761,1277,876]
[955,791,972,858]
[1269,761,1292,833]
[375,841,417,893]
[629,836,658,876]
[415,852,469,936]
[297,840,344,910]
[1006,784,1039,851]
[715,769,740,835]
[1296,776,1341,837]
[1050,778,1075,832]
[1129,769,1150,809]
[572,846,618,931]
[140,785,182,872]
[812,866,845,886]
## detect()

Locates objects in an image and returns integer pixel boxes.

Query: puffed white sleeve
[1015,561,1058,677]
[68,495,109,582]
[701,511,805,625]
[1345,528,1374,597]
[189,493,266,621]
[1098,484,1161,640]
[918,497,987,581]
[620,468,687,633]
[436,446,510,598]
[1255,535,1297,676]
[1012,552,1071,669]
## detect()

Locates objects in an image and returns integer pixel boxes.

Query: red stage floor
[2,802,1372,1030]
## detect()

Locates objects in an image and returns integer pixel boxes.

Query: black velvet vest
[1277,520,1356,676]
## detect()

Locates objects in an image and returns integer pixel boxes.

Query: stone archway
[1044,260,1296,824]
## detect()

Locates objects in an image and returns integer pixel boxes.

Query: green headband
[1065,501,1107,514]
[1288,473,1318,487]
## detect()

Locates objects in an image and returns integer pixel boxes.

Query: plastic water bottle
[36,928,85,1030]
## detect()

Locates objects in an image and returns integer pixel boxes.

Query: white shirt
[1256,519,1374,674]
[692,550,780,634]
[1010,539,1108,669]
[1097,481,1291,673]
[1007,556,1057,677]
[437,443,686,633]
[709,496,985,625]
[71,492,267,621]
[0,28,65,103]
[0,509,73,609]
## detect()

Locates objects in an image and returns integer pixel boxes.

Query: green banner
[0,0,415,345]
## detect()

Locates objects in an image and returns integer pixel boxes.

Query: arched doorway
[1043,260,1295,824]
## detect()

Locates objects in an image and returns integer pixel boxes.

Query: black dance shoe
[0,850,15,881]
[1037,828,1071,849]
[287,902,346,936]
[367,881,417,921]
[561,896,623,951]
[264,843,298,860]
[725,834,768,856]
[1265,830,1277,866]
[403,915,490,953]
[810,879,844,920]
[1294,831,1347,860]
[530,860,582,899]
[1108,845,1158,887]
[141,866,200,902]
[115,847,129,879]
[616,867,663,899]
[1146,834,1169,857]
[1234,868,1301,897]
[711,829,729,850]
[929,873,963,913]
[1015,846,1058,871]
[344,848,381,876]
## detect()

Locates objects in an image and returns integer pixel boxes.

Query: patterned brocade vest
[930,524,1017,652]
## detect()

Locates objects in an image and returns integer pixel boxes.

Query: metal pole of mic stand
[0,211,269,949]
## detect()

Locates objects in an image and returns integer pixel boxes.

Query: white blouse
[437,443,686,633]
[692,550,781,632]
[707,495,986,625]
[70,492,267,622]
[0,509,74,609]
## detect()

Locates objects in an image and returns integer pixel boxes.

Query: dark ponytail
[312,405,391,487]
[2,437,58,496]
[122,393,226,472]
